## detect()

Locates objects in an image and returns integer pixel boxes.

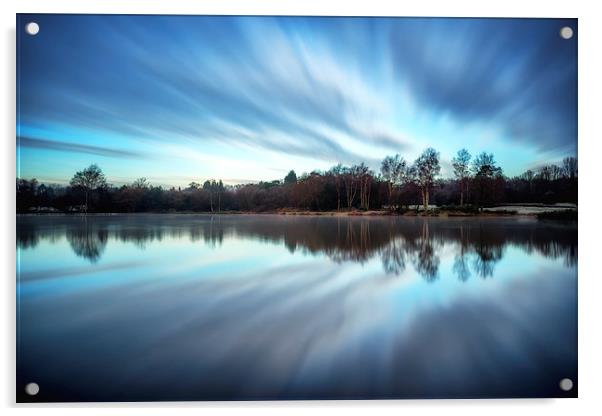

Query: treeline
[16,148,578,213]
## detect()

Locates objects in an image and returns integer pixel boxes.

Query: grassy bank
[19,205,577,219]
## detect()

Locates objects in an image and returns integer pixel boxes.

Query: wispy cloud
[388,18,577,155]
[18,136,144,159]
[17,15,577,183]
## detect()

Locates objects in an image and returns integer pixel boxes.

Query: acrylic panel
[16,14,578,402]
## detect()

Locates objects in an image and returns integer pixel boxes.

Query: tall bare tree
[203,179,225,212]
[203,180,216,212]
[380,154,407,206]
[70,164,106,214]
[562,156,578,179]
[329,164,344,211]
[343,166,359,209]
[413,148,440,212]
[452,149,471,206]
[356,163,373,210]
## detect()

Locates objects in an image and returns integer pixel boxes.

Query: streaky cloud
[18,136,144,159]
[16,15,577,181]
[388,18,577,154]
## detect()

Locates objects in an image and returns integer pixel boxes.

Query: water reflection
[17,215,577,281]
[16,214,577,401]
[66,226,108,263]
[453,254,471,282]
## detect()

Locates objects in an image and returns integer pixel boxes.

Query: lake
[16,214,577,401]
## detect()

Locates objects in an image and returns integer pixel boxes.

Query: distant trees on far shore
[16,149,578,214]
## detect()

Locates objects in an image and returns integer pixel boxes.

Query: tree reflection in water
[381,238,406,276]
[412,221,439,282]
[452,224,471,281]
[65,220,109,263]
[17,215,577,279]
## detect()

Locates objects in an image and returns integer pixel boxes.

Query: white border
[3,1,601,415]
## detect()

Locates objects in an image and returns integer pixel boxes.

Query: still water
[17,214,577,401]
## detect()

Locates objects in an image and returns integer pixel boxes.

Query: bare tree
[452,148,471,206]
[538,166,551,181]
[306,171,325,210]
[563,157,578,179]
[217,180,224,212]
[380,154,407,207]
[203,179,225,212]
[70,164,107,214]
[203,180,216,212]
[343,166,359,209]
[356,163,373,210]
[413,148,441,212]
[550,164,563,181]
[132,177,149,189]
[329,164,344,211]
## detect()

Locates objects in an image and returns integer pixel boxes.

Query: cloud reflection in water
[17,215,577,401]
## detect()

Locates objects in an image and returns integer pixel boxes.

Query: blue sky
[17,15,577,187]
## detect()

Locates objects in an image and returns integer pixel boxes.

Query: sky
[17,15,577,187]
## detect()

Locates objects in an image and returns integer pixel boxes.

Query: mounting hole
[560,26,573,40]
[25,22,39,36]
[559,378,573,391]
[25,382,39,396]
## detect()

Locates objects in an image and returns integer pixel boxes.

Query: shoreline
[16,208,577,219]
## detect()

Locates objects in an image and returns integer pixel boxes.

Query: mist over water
[17,214,577,401]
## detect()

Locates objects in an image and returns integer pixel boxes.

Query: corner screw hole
[560,26,573,40]
[25,382,39,396]
[559,378,573,391]
[25,22,39,36]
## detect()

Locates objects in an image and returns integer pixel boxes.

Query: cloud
[17,15,415,170]
[18,136,144,159]
[17,15,577,180]
[388,18,577,154]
